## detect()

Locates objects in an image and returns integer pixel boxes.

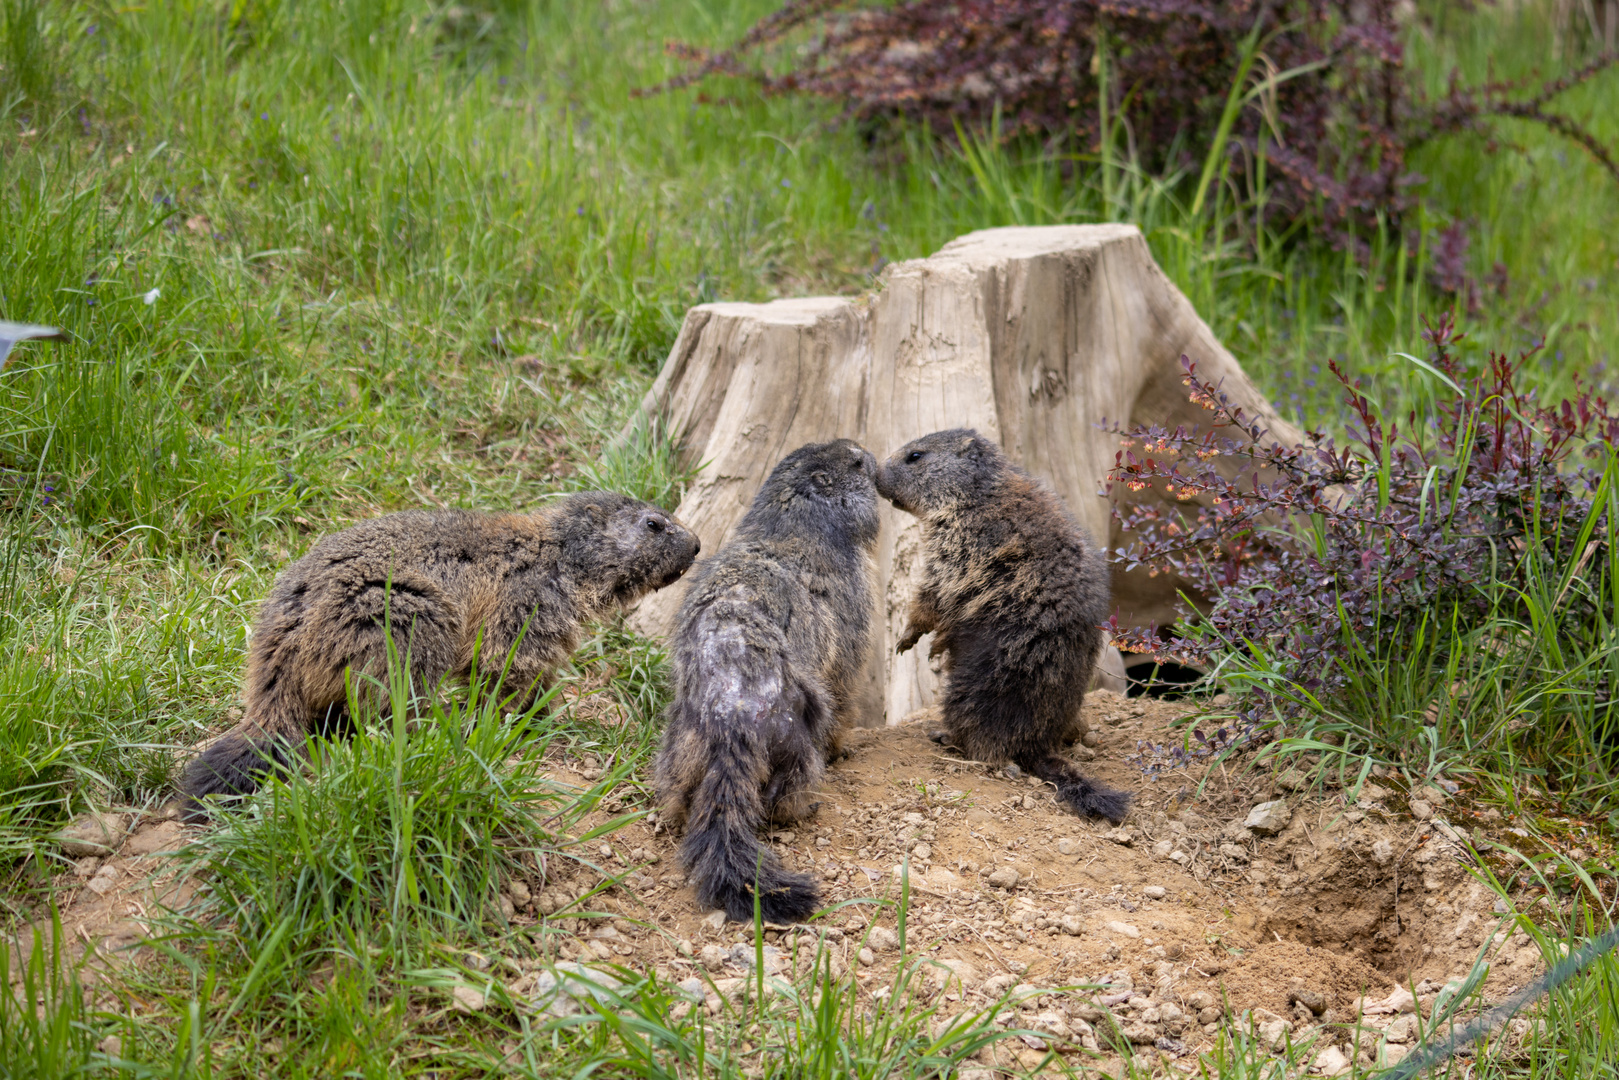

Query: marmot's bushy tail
[176,655,311,821]
[680,734,820,923]
[1023,754,1132,823]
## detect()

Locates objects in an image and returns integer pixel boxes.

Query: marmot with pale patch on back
[656,439,881,923]
[177,493,699,819]
[877,428,1130,822]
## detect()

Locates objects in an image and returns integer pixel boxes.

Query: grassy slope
[1,0,1617,1075]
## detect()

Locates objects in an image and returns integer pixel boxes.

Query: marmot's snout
[875,451,919,512]
[655,516,701,589]
[874,463,901,507]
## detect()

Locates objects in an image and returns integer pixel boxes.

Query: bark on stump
[626,224,1301,726]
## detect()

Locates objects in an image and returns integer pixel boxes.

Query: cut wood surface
[627,225,1301,725]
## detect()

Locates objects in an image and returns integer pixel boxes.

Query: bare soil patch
[31,691,1556,1073]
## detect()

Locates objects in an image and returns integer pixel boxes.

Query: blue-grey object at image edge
[1384,926,1619,1080]
[0,321,67,369]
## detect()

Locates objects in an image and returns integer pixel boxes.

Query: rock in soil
[986,866,1020,889]
[58,812,128,858]
[1243,801,1293,836]
[530,963,625,1018]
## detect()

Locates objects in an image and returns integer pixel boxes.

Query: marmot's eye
[906,450,924,463]
[646,518,665,533]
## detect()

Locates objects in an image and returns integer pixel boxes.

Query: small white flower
[142,288,160,305]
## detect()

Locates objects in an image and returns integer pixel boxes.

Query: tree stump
[626,224,1300,725]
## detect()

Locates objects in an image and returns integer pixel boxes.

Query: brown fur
[878,430,1130,822]
[177,493,699,818]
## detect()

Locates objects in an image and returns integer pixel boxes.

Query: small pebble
[1244,800,1292,836]
[451,985,487,1012]
[858,947,875,966]
[58,812,128,859]
[987,866,1020,889]
[1289,987,1328,1015]
[1142,885,1166,899]
[85,865,120,897]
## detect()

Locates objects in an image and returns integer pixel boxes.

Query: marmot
[656,439,880,923]
[177,493,699,819]
[877,429,1130,822]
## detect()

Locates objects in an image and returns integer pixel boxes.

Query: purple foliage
[1105,314,1619,729]
[648,2,1617,249]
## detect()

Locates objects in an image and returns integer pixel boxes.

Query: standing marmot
[178,493,699,819]
[877,429,1130,822]
[656,439,880,923]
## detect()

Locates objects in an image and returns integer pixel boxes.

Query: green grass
[2,0,1618,1074]
[1200,447,1619,832]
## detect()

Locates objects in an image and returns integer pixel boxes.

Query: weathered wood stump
[626,225,1300,725]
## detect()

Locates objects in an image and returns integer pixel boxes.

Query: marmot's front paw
[896,627,923,654]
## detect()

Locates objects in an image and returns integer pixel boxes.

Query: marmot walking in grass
[177,493,699,819]
[877,429,1130,822]
[656,439,881,923]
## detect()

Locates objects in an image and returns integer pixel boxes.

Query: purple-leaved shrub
[647,2,1618,251]
[1107,315,1619,768]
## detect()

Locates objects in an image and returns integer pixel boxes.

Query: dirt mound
[532,693,1544,1070]
[33,690,1549,1073]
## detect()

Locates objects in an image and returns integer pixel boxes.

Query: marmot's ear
[587,502,608,524]
[957,435,980,457]
[810,470,832,490]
